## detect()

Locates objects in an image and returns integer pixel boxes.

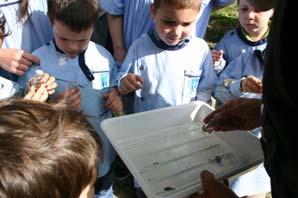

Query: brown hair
[0,11,10,45]
[19,0,29,21]
[0,98,102,198]
[153,0,201,10]
[48,0,99,32]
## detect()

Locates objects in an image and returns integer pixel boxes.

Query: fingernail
[202,171,214,180]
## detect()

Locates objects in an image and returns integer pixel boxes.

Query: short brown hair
[48,0,99,32]
[153,0,201,10]
[0,98,102,198]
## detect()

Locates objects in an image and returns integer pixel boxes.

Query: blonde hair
[153,0,201,10]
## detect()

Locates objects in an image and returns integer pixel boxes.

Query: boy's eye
[239,7,248,12]
[162,19,176,26]
[182,22,191,27]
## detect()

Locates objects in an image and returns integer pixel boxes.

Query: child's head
[48,0,99,58]
[151,0,201,46]
[238,0,273,38]
[0,98,102,198]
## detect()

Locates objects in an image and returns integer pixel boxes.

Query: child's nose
[172,26,183,36]
[70,43,80,50]
[247,11,256,19]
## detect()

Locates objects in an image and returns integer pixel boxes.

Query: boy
[99,0,154,63]
[118,1,216,196]
[18,0,122,197]
[118,0,217,113]
[211,0,273,74]
[0,98,101,198]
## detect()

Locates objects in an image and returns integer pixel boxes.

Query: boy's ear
[150,4,156,18]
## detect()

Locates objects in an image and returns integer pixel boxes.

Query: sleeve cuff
[230,79,243,97]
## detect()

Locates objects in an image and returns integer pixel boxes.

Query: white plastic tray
[101,101,263,198]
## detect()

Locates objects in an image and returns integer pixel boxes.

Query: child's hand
[40,73,57,95]
[103,88,123,112]
[55,87,81,110]
[241,75,263,93]
[119,74,144,94]
[211,50,224,65]
[24,84,49,102]
[0,48,40,76]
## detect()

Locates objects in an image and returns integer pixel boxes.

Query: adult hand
[0,48,40,76]
[119,74,144,94]
[203,98,262,131]
[191,171,238,198]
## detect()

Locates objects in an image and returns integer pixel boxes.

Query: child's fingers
[40,73,49,83]
[244,79,262,93]
[24,86,35,99]
[104,93,122,111]
[105,98,122,112]
[121,78,138,93]
[67,89,80,110]
[26,84,48,102]
[46,78,57,94]
[104,93,113,106]
[135,75,144,86]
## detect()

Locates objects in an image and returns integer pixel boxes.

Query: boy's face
[52,20,93,58]
[238,0,273,36]
[151,3,199,46]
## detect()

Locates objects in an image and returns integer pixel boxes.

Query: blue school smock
[0,76,21,99]
[18,41,117,177]
[214,47,267,104]
[118,31,217,113]
[99,0,154,49]
[214,27,267,72]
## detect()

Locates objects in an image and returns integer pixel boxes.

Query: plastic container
[101,101,264,198]
[30,69,44,90]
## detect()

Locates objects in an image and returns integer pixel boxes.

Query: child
[100,0,234,64]
[0,98,102,198]
[118,1,216,196]
[214,49,266,105]
[118,0,217,113]
[214,49,271,198]
[18,0,122,197]
[99,0,154,63]
[211,0,273,74]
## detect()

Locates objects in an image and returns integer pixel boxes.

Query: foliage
[205,3,238,48]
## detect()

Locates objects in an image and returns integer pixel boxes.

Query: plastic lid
[35,69,44,76]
